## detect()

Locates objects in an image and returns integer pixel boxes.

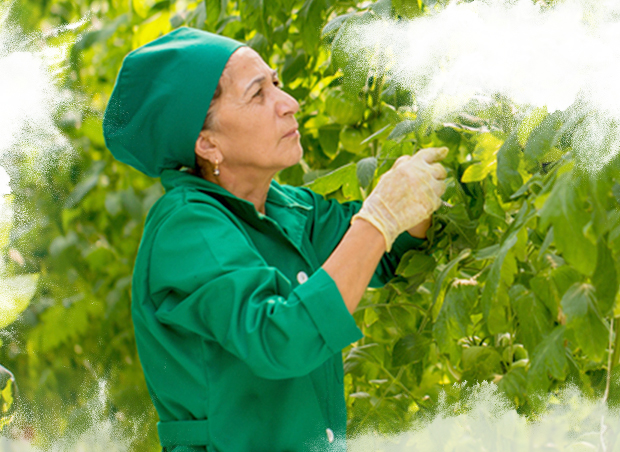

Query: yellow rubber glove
[351,147,448,252]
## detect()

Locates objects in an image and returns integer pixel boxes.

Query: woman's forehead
[223,47,274,92]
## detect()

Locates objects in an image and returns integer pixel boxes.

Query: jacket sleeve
[296,187,426,288]
[148,203,363,380]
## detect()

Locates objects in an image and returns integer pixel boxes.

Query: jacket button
[296,271,308,284]
[326,428,334,443]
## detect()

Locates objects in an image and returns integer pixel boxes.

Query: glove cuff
[350,209,397,253]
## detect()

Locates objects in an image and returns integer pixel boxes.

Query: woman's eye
[253,80,280,99]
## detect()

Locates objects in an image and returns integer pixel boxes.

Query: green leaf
[387,120,416,141]
[433,284,478,359]
[104,192,122,216]
[461,346,502,382]
[247,32,269,56]
[591,238,618,316]
[510,284,552,353]
[305,163,361,200]
[430,248,471,320]
[529,274,559,321]
[434,203,478,249]
[84,247,115,273]
[297,0,328,52]
[133,0,156,18]
[0,274,39,329]
[318,125,340,158]
[121,188,144,221]
[537,226,554,260]
[461,134,502,183]
[356,157,377,188]
[321,12,355,39]
[364,306,379,327]
[64,160,106,209]
[72,14,130,54]
[281,50,307,85]
[523,110,564,172]
[483,177,505,220]
[500,248,518,286]
[481,225,522,333]
[49,230,79,258]
[474,244,499,261]
[551,265,583,298]
[392,0,423,19]
[392,333,430,367]
[370,0,393,18]
[498,367,527,406]
[539,172,597,276]
[496,131,524,202]
[206,0,227,28]
[1,378,14,413]
[527,326,567,394]
[396,251,436,279]
[239,0,267,38]
[517,107,547,147]
[344,343,384,376]
[132,12,172,49]
[189,1,207,28]
[560,283,609,362]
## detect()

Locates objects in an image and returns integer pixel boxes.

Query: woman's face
[201,46,302,176]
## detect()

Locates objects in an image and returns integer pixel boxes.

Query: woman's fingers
[415,146,449,164]
[430,177,447,198]
[428,162,447,180]
[393,155,412,169]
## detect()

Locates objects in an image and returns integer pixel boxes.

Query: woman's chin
[284,144,303,168]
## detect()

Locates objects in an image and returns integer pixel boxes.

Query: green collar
[159,169,316,268]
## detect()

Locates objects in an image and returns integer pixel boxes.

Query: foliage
[1,0,619,449]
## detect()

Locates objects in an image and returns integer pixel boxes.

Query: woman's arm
[322,218,387,314]
[323,147,447,315]
[407,216,431,239]
[323,215,432,314]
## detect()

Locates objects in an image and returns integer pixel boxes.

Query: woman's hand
[351,147,448,251]
[407,216,432,239]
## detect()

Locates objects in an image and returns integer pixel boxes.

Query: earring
[213,159,220,176]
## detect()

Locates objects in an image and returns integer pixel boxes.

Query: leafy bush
[2,0,619,449]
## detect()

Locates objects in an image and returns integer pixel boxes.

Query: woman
[103,27,447,452]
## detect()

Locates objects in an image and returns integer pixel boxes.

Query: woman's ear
[195,130,222,164]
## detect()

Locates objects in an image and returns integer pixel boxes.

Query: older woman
[103,27,446,452]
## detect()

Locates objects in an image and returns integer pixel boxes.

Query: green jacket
[132,169,424,452]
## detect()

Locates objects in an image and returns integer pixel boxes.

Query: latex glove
[351,147,448,252]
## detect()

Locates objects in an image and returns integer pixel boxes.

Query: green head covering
[103,27,245,178]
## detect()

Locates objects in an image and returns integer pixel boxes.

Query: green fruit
[325,89,365,125]
[370,104,401,140]
[339,126,371,154]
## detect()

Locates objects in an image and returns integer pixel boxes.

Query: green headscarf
[103,27,245,178]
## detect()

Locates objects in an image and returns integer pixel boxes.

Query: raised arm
[323,147,448,313]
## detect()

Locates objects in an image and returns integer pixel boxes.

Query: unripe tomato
[339,126,371,154]
[370,104,401,140]
[324,89,365,125]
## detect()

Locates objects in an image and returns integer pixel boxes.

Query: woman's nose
[276,89,300,117]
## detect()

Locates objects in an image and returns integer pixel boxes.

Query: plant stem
[613,315,620,368]
[603,317,614,404]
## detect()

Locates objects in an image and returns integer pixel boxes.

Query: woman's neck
[203,167,275,215]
